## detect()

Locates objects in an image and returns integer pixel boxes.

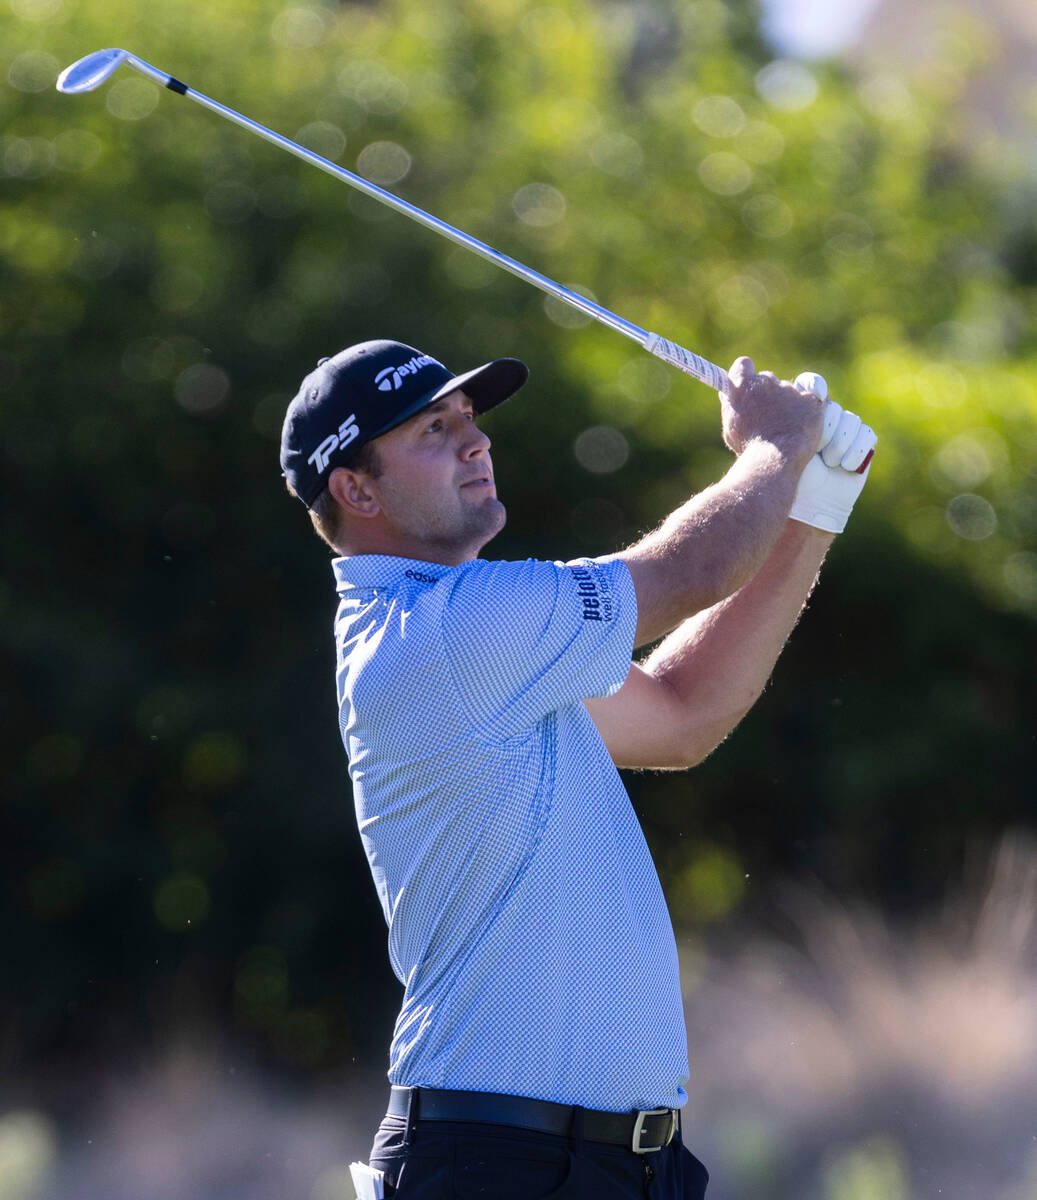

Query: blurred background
[2,0,1035,1196]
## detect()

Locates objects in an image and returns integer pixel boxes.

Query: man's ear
[327,466,381,519]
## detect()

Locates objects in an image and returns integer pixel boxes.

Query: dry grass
[3,834,1036,1199]
[682,832,1037,1199]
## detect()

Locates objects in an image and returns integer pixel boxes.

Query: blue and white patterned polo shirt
[331,553,689,1113]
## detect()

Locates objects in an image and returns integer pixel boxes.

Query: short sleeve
[441,556,637,737]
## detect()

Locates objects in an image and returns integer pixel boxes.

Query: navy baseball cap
[281,339,529,508]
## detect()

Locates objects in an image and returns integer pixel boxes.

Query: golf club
[57,48,729,389]
[57,47,873,474]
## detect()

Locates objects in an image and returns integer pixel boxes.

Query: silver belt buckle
[631,1107,676,1154]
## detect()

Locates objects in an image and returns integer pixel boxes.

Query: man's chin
[474,500,506,551]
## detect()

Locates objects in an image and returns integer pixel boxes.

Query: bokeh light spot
[338,61,409,115]
[543,284,597,329]
[122,337,177,383]
[153,872,210,931]
[822,1136,909,1200]
[825,212,873,256]
[716,273,770,324]
[235,946,290,1027]
[755,60,819,111]
[512,182,566,227]
[734,120,785,164]
[673,846,746,920]
[573,426,630,474]
[3,137,56,180]
[445,247,497,290]
[105,77,160,122]
[932,432,1001,490]
[294,121,346,162]
[271,6,327,48]
[175,364,231,415]
[946,493,997,541]
[356,141,412,186]
[53,129,104,173]
[693,95,747,138]
[151,264,205,313]
[0,1111,57,1199]
[8,50,60,92]
[698,152,752,196]
[589,132,643,178]
[617,358,673,405]
[521,6,575,47]
[10,0,64,19]
[182,730,246,788]
[859,73,914,121]
[915,363,967,409]
[253,393,291,440]
[68,232,121,281]
[1003,553,1037,606]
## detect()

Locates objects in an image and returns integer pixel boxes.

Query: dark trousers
[369,1112,709,1199]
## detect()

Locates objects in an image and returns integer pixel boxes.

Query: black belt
[387,1086,678,1155]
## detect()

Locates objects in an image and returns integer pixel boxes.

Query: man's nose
[460,421,491,456]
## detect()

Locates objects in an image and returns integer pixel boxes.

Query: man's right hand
[617,356,838,645]
[719,356,826,469]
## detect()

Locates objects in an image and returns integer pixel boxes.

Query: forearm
[641,520,833,764]
[617,440,809,647]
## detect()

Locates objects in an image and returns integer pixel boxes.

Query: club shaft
[121,52,730,395]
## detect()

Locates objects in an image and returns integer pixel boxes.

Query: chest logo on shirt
[571,567,614,622]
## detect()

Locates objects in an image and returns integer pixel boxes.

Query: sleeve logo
[307,414,360,474]
[571,567,614,622]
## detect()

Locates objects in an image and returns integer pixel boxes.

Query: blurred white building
[765,0,1037,154]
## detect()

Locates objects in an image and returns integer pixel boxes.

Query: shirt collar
[331,554,458,593]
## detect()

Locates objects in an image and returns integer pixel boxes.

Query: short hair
[287,439,383,552]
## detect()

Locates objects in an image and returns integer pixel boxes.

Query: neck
[338,530,487,566]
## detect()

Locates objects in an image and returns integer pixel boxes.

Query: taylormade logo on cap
[375,354,441,392]
[308,414,360,475]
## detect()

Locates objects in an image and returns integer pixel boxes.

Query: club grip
[645,333,729,394]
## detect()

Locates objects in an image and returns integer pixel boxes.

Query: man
[280,339,876,1199]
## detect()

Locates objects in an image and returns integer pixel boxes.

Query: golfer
[280,339,875,1199]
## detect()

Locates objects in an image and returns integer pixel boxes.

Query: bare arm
[613,358,825,647]
[586,520,833,769]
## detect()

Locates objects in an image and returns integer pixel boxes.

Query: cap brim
[428,357,529,415]
[361,357,529,445]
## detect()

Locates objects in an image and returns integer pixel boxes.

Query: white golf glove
[789,373,877,534]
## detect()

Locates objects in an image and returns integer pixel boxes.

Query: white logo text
[307,415,360,474]
[375,354,440,392]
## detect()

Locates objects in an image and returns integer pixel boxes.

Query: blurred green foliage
[2,0,1035,1077]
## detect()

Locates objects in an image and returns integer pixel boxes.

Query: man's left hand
[789,379,877,534]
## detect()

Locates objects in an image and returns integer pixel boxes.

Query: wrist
[785,516,837,547]
[740,434,816,474]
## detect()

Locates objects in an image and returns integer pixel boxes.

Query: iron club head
[56,48,130,94]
